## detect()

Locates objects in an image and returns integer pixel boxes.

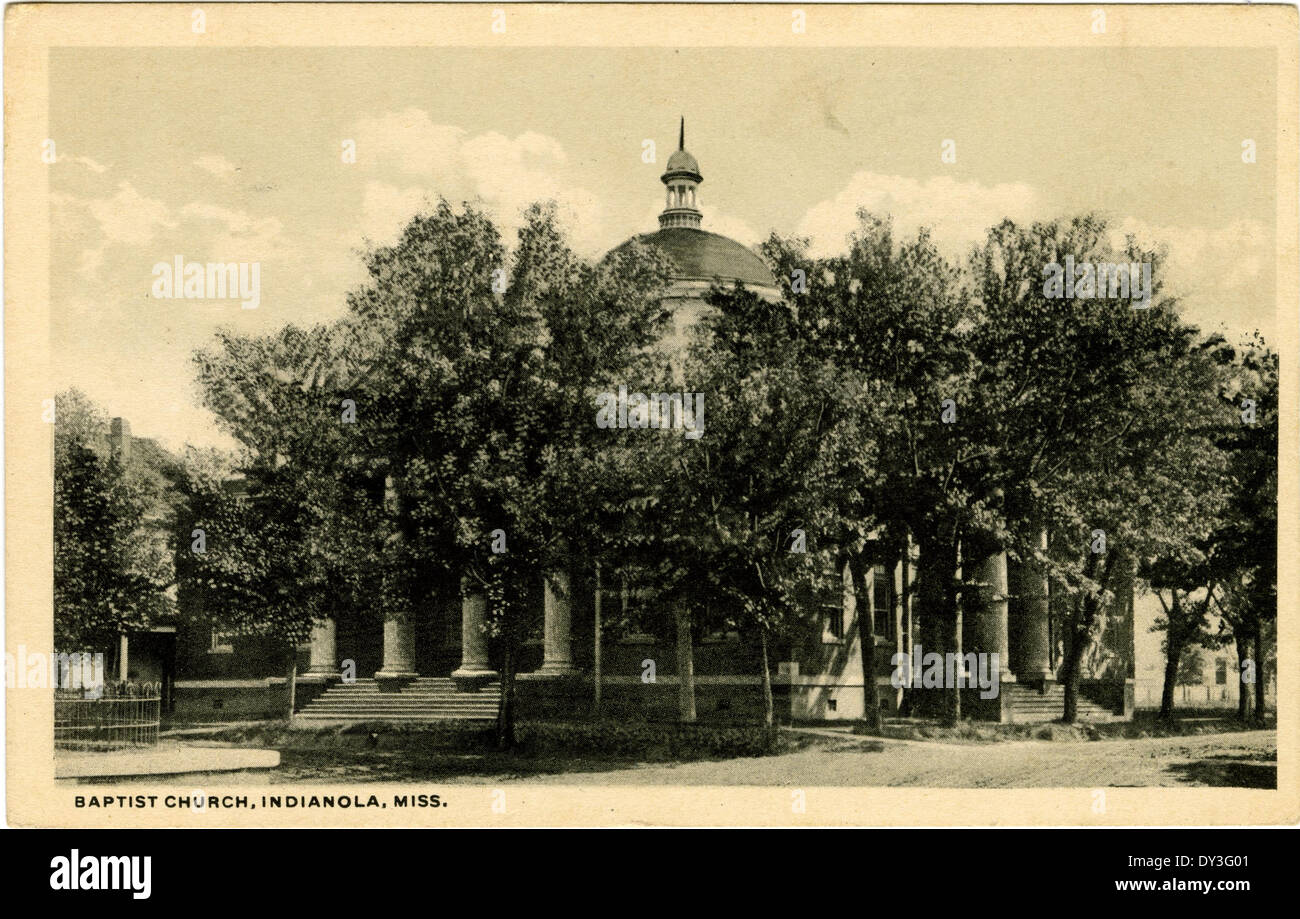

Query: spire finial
[679,116,685,151]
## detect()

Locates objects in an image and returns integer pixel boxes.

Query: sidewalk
[55,742,280,779]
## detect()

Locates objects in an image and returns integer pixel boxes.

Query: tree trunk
[285,654,298,720]
[856,560,882,732]
[497,628,517,751]
[592,563,603,719]
[1061,626,1087,724]
[1158,634,1182,722]
[946,605,962,727]
[675,601,696,723]
[1235,634,1252,722]
[1253,628,1267,724]
[915,533,959,722]
[1060,553,1116,724]
[898,537,914,717]
[759,627,774,729]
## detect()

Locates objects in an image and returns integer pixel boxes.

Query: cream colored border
[5,3,1297,828]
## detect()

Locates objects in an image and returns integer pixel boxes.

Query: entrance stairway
[296,677,500,723]
[1003,682,1119,723]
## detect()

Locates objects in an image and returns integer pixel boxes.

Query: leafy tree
[970,217,1234,723]
[186,326,375,716]
[1202,339,1278,722]
[646,275,888,728]
[345,200,673,745]
[54,390,171,655]
[757,217,981,724]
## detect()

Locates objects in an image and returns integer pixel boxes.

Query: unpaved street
[500,729,1276,787]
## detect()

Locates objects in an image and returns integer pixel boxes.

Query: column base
[450,668,499,692]
[519,666,581,681]
[1015,672,1054,690]
[373,670,418,692]
[299,670,342,684]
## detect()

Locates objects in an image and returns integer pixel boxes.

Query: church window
[873,565,895,641]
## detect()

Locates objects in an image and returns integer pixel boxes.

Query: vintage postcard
[4,3,1297,828]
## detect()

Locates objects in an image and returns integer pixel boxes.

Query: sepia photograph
[4,3,1296,834]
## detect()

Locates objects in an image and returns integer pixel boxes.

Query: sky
[49,46,1278,451]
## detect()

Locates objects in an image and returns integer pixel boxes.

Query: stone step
[297,673,504,723]
[998,707,1112,717]
[309,680,498,692]
[306,707,499,712]
[302,710,498,718]
[297,717,493,722]
[1002,684,1118,722]
[301,708,498,716]
[304,707,501,712]
[303,695,500,705]
[322,681,500,686]
[317,692,499,699]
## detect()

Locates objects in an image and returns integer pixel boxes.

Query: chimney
[109,417,132,464]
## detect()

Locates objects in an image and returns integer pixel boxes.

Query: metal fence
[54,681,161,750]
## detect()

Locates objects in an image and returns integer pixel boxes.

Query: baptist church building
[144,124,1137,725]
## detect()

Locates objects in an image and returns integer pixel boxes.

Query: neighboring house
[97,418,180,704]
[1132,591,1276,710]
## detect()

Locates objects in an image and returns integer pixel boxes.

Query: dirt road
[501,729,1276,787]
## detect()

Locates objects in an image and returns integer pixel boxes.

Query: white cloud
[359,180,429,245]
[179,202,288,262]
[193,154,238,178]
[793,174,1271,339]
[699,205,760,249]
[352,108,467,180]
[795,172,1039,259]
[1112,217,1267,296]
[85,182,175,246]
[348,110,609,255]
[53,183,175,277]
[59,153,109,174]
[1112,217,1270,337]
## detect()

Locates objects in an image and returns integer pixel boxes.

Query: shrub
[514,721,791,760]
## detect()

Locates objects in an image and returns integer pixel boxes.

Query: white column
[375,615,417,684]
[538,571,577,675]
[305,618,337,678]
[452,579,498,685]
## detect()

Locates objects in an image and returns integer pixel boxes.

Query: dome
[663,148,701,180]
[608,227,775,289]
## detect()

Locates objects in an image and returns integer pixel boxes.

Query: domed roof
[664,148,700,176]
[608,227,776,289]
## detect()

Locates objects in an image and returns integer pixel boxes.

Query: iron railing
[54,680,161,750]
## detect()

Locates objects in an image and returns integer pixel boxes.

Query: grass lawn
[153,719,816,784]
[855,710,1277,744]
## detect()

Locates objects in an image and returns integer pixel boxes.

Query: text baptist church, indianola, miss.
[107,124,1137,726]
